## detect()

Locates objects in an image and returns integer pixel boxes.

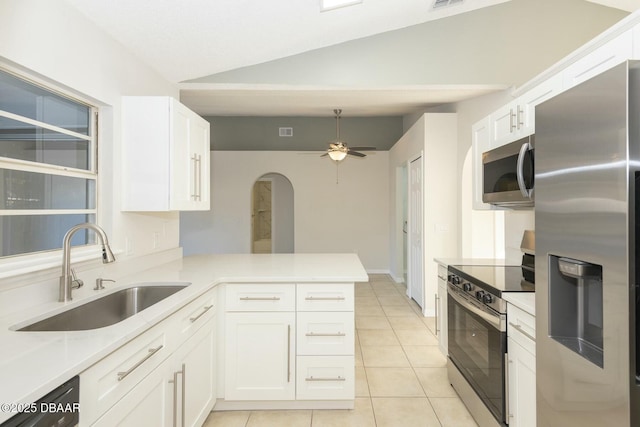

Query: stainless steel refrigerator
[535,60,640,426]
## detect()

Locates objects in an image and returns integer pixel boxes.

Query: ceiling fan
[322,109,376,162]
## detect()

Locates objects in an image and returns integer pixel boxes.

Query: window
[0,69,97,258]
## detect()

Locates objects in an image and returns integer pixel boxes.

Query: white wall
[388,114,458,314]
[180,151,390,271]
[0,0,182,296]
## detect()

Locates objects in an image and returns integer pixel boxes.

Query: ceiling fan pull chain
[336,162,340,184]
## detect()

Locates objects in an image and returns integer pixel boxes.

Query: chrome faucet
[59,223,116,302]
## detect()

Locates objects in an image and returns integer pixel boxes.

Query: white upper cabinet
[471,116,494,211]
[562,29,633,89]
[122,96,210,211]
[490,74,563,148]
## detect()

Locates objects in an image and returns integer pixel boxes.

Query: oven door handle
[448,286,505,331]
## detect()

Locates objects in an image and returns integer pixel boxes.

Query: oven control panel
[447,273,506,314]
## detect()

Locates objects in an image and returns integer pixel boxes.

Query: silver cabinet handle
[517,105,524,130]
[117,344,163,381]
[509,108,516,132]
[171,369,178,427]
[191,154,198,200]
[240,296,280,301]
[505,353,512,420]
[304,296,345,301]
[189,305,213,323]
[287,325,291,383]
[305,332,346,337]
[434,293,439,336]
[195,154,202,201]
[305,376,346,382]
[509,322,536,342]
[516,140,533,199]
[168,363,186,427]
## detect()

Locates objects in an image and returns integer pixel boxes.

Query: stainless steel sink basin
[17,284,189,332]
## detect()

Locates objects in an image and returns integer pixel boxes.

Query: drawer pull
[509,322,536,343]
[305,376,346,382]
[117,344,163,381]
[305,296,346,301]
[239,296,281,301]
[189,305,213,322]
[305,332,346,337]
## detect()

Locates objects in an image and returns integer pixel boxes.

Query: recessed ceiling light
[320,0,363,12]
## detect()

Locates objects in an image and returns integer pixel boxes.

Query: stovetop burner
[448,265,535,296]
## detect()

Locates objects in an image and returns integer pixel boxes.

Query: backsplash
[504,210,535,263]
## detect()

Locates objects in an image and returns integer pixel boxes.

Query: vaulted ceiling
[63,0,634,116]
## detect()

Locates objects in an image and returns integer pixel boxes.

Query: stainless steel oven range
[447,265,533,427]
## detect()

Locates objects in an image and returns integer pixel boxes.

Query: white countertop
[0,253,368,423]
[434,258,518,266]
[503,292,536,316]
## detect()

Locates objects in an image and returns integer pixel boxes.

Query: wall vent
[432,0,464,9]
[279,127,293,137]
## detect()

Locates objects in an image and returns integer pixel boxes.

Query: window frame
[0,65,101,276]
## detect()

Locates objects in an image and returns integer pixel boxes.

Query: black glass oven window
[448,294,506,422]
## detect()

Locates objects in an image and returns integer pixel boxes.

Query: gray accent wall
[206,116,404,151]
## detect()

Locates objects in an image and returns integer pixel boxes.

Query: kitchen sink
[16,283,190,332]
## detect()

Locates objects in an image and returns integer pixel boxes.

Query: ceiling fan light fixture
[328,150,348,162]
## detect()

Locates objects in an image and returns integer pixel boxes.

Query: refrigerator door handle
[516,141,533,199]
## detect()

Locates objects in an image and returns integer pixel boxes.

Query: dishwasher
[0,376,79,427]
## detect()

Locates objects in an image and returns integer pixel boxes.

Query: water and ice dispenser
[548,255,603,368]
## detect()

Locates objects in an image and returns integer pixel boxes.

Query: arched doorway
[251,173,294,253]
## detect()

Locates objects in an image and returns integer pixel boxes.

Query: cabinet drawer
[176,289,216,338]
[296,283,354,311]
[225,284,295,312]
[507,303,536,354]
[437,264,447,280]
[297,311,354,356]
[296,356,354,400]
[80,325,171,425]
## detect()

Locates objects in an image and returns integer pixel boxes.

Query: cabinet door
[171,320,216,427]
[91,361,172,427]
[225,312,295,400]
[170,100,210,211]
[518,73,563,135]
[507,338,536,427]
[489,101,518,148]
[436,278,448,356]
[189,116,211,210]
[471,116,494,210]
[563,29,633,89]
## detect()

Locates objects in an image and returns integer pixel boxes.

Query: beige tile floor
[204,274,478,427]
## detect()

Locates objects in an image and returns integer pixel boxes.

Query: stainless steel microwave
[482,135,534,208]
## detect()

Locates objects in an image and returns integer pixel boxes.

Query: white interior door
[408,156,424,308]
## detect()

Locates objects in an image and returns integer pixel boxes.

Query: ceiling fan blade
[320,152,329,157]
[348,146,376,151]
[347,150,366,157]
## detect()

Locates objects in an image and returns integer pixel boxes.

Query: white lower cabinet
[171,321,216,427]
[224,311,295,400]
[221,283,355,407]
[436,264,448,356]
[296,356,354,400]
[91,360,173,427]
[80,288,217,427]
[507,303,536,427]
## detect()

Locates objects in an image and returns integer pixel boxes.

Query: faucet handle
[70,268,84,290]
[95,278,116,290]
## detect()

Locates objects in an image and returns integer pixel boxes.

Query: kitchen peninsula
[0,253,367,425]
